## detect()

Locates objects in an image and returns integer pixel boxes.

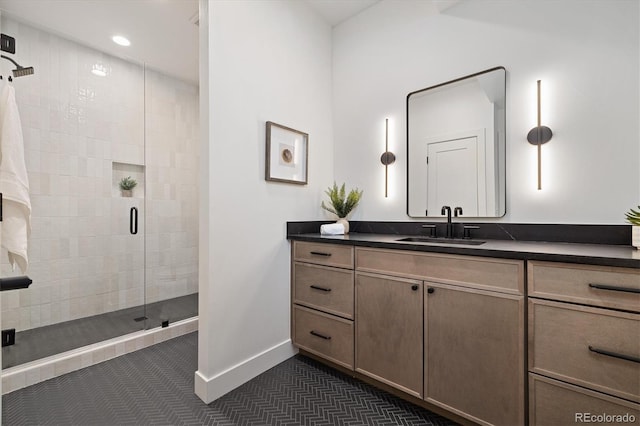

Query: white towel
[320,223,345,235]
[0,82,31,273]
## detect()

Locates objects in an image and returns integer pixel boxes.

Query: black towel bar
[0,276,32,291]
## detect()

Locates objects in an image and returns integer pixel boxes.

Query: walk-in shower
[0,12,199,375]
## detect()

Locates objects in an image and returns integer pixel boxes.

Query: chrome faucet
[441,206,452,238]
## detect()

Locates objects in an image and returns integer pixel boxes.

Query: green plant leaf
[119,176,138,190]
[321,182,363,219]
[625,205,640,225]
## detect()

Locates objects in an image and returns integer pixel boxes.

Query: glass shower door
[142,67,199,330]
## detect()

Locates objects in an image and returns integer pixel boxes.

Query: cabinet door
[293,262,354,319]
[425,283,525,426]
[293,305,354,369]
[355,272,423,398]
[529,298,639,402]
[530,373,640,426]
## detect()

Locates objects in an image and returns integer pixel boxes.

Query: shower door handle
[130,207,138,235]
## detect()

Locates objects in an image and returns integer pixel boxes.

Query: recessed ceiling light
[112,35,131,47]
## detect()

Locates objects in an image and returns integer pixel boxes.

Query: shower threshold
[2,293,198,369]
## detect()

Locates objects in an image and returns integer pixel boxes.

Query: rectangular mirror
[407,67,506,218]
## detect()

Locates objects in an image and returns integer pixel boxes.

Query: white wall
[333,0,639,224]
[196,0,333,402]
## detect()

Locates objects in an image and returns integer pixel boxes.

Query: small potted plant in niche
[625,205,640,249]
[321,182,363,234]
[119,176,137,197]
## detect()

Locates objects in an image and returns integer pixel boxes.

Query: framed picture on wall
[265,121,308,185]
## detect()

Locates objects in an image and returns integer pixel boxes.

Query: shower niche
[112,162,145,198]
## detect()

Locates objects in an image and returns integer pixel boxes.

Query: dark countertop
[288,233,640,269]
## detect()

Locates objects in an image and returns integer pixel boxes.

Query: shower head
[12,66,34,77]
[1,54,34,78]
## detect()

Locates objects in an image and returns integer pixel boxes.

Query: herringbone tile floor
[2,332,457,425]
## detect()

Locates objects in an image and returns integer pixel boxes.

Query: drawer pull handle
[589,346,640,364]
[309,251,332,257]
[310,285,332,292]
[589,283,640,294]
[310,330,331,340]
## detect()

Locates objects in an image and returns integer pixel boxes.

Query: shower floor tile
[3,332,458,425]
[2,293,198,369]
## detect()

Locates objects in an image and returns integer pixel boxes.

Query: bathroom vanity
[288,223,639,426]
[528,261,640,425]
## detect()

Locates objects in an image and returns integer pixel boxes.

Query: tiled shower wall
[0,18,198,332]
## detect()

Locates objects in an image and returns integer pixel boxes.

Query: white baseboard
[194,339,297,404]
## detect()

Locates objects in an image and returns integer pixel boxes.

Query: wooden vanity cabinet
[291,241,355,369]
[355,272,423,397]
[528,261,640,424]
[291,240,639,425]
[355,247,525,426]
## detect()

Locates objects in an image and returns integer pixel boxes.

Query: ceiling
[0,0,200,84]
[305,0,380,26]
[0,0,380,86]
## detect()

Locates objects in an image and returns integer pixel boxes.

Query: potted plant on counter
[119,176,137,197]
[321,182,363,234]
[625,206,640,249]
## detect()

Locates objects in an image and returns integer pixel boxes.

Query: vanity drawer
[529,299,640,402]
[529,373,640,426]
[293,241,354,269]
[293,305,354,370]
[293,262,354,319]
[356,247,524,295]
[528,261,640,312]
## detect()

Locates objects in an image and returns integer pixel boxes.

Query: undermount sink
[396,237,486,246]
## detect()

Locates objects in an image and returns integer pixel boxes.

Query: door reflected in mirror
[407,67,506,218]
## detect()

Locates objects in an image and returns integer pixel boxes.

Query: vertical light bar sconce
[527,80,553,190]
[380,118,396,197]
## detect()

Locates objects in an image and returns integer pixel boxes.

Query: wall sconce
[527,80,553,190]
[380,118,396,198]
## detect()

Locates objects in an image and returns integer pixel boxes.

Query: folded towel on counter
[320,223,345,235]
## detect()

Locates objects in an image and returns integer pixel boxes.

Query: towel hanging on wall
[0,81,31,273]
